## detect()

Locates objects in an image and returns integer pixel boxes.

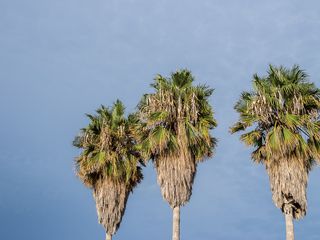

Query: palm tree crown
[137,69,217,207]
[231,65,320,219]
[74,100,143,236]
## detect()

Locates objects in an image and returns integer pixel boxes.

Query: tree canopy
[137,69,217,163]
[73,100,143,189]
[231,65,320,164]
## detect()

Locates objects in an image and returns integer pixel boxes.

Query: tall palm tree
[137,69,217,240]
[73,100,143,240]
[230,65,320,240]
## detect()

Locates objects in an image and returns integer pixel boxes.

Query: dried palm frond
[94,178,129,235]
[266,157,312,219]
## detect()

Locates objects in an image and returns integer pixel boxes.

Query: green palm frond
[73,100,143,189]
[137,69,217,163]
[231,64,320,163]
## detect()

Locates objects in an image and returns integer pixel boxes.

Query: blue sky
[1,0,320,239]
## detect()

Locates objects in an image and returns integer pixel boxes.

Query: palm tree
[137,69,217,240]
[73,100,143,240]
[230,65,320,240]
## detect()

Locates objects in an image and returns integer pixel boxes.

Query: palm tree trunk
[284,205,294,240]
[172,206,180,240]
[106,232,112,240]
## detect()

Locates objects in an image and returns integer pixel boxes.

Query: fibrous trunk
[93,178,129,235]
[172,206,180,240]
[106,233,112,240]
[155,153,195,207]
[155,122,196,208]
[266,157,308,219]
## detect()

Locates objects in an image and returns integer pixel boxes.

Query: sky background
[1,0,320,239]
